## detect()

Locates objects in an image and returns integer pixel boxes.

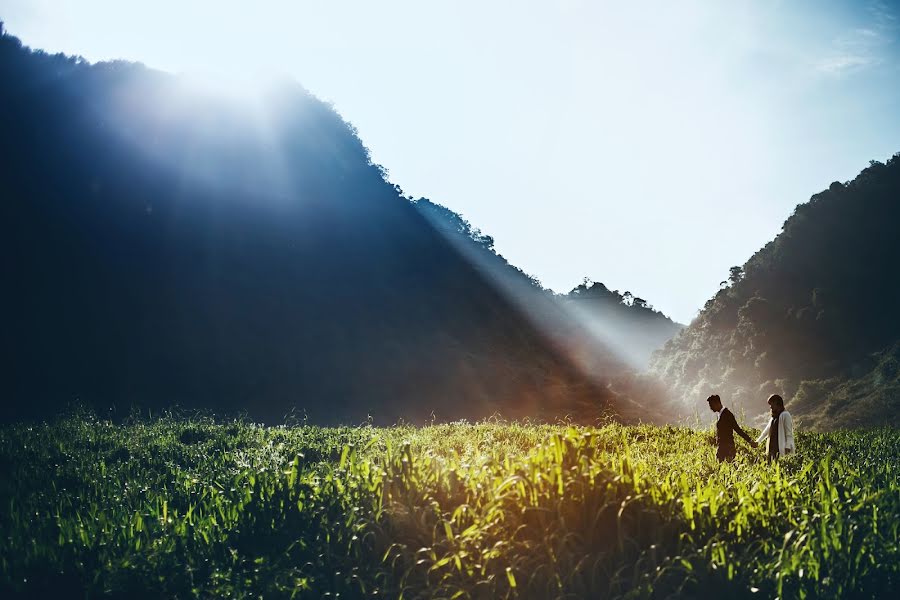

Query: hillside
[0,26,628,424]
[415,198,683,372]
[651,155,900,428]
[561,280,683,369]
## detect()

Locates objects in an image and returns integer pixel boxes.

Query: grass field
[1,414,897,599]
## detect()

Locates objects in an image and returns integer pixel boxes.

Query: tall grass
[0,415,896,598]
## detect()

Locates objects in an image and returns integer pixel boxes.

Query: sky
[2,0,899,323]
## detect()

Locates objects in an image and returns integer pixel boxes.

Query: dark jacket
[716,408,753,458]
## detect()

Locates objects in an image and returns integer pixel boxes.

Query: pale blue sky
[2,0,899,323]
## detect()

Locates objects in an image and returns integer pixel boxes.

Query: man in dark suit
[706,394,757,462]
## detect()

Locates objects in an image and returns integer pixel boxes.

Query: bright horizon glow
[2,0,899,323]
[177,69,284,104]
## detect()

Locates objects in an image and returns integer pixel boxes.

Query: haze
[3,0,899,323]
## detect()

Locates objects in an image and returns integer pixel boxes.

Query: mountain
[650,155,900,429]
[561,281,683,370]
[0,25,626,424]
[414,199,683,371]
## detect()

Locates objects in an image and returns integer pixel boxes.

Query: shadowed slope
[415,199,682,371]
[0,27,619,424]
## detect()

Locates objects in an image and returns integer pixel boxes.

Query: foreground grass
[0,415,897,599]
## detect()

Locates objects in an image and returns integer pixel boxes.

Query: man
[756,394,795,460]
[706,394,757,462]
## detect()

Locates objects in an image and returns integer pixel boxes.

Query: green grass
[1,414,897,599]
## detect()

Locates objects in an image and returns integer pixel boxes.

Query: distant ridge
[416,198,683,366]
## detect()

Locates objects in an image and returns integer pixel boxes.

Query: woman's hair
[767,394,785,408]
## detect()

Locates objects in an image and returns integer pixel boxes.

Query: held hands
[750,440,759,449]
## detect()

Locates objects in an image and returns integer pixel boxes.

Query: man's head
[706,394,722,413]
[767,394,785,417]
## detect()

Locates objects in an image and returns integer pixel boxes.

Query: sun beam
[177,68,283,106]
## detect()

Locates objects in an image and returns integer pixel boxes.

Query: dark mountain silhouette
[561,281,683,370]
[0,25,653,424]
[651,155,900,429]
[414,199,683,371]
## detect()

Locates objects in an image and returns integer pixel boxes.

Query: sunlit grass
[0,414,896,598]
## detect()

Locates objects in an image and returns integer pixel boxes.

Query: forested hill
[0,25,630,424]
[650,155,900,429]
[414,198,683,372]
[561,281,683,369]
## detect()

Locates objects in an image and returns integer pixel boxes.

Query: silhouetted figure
[756,394,795,460]
[706,394,757,462]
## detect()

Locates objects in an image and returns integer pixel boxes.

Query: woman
[756,394,795,460]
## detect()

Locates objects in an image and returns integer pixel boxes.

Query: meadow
[0,413,897,599]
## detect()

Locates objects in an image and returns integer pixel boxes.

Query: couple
[707,394,794,462]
